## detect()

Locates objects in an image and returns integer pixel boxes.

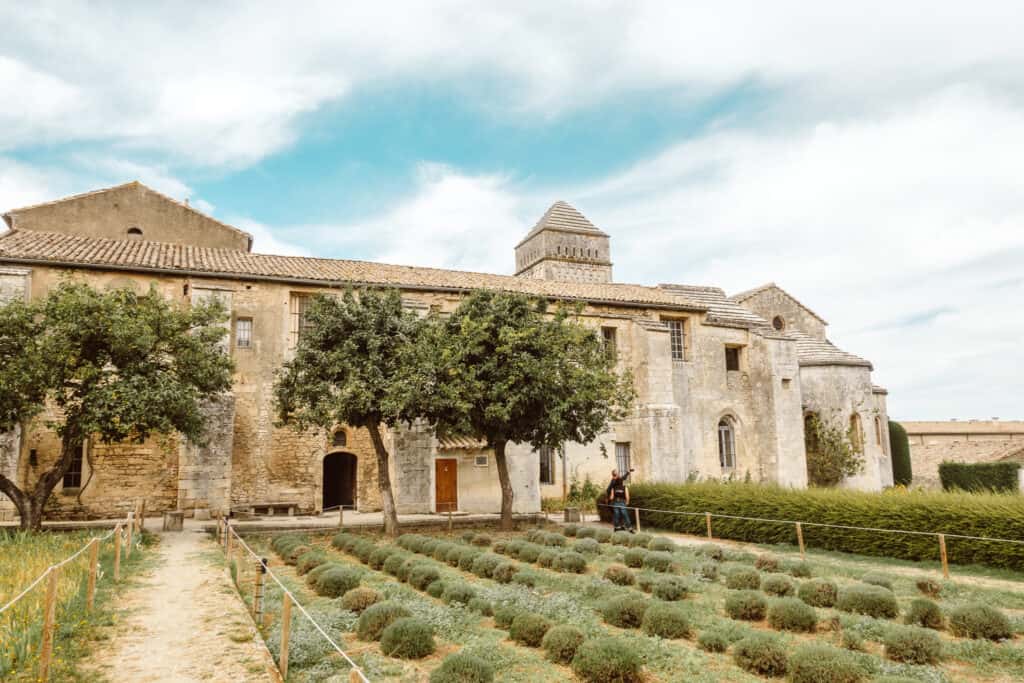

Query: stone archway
[323,451,357,510]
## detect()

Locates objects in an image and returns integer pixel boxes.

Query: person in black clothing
[606,468,634,532]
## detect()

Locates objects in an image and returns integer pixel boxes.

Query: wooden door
[435,458,458,513]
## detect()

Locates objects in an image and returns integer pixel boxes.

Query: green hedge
[605,481,1024,570]
[890,421,912,486]
[939,462,1020,493]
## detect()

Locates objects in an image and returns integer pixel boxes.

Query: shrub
[653,575,688,601]
[429,653,495,683]
[442,583,476,606]
[458,548,481,572]
[503,540,524,557]
[542,624,585,664]
[648,537,675,552]
[398,534,425,552]
[537,550,557,568]
[284,544,311,565]
[890,420,912,486]
[629,480,1024,570]
[510,613,552,647]
[409,565,441,591]
[725,567,761,590]
[471,533,493,547]
[798,578,838,608]
[787,643,866,683]
[724,590,767,621]
[555,551,587,574]
[601,595,649,628]
[643,551,673,573]
[574,538,600,554]
[494,606,523,629]
[341,586,381,614]
[461,530,476,543]
[612,531,633,546]
[732,632,787,677]
[571,637,642,683]
[754,555,779,572]
[383,552,410,577]
[767,597,817,632]
[623,548,647,568]
[471,554,503,578]
[296,550,328,575]
[699,543,725,561]
[604,564,636,586]
[445,546,464,567]
[398,557,424,582]
[697,562,719,581]
[697,629,730,653]
[575,526,597,539]
[517,544,541,563]
[352,539,377,564]
[512,570,537,587]
[939,461,1019,493]
[860,572,894,591]
[543,532,567,547]
[784,560,812,578]
[314,566,362,597]
[916,577,942,598]
[426,580,446,598]
[593,528,613,543]
[948,603,1012,640]
[306,562,340,586]
[641,602,692,639]
[492,540,508,555]
[636,573,657,593]
[842,630,865,651]
[433,542,456,562]
[905,598,944,630]
[762,573,795,597]
[492,561,519,584]
[836,584,899,619]
[369,546,397,570]
[356,602,411,641]
[468,598,493,616]
[562,524,579,537]
[273,534,306,554]
[380,618,436,659]
[884,625,942,664]
[628,532,653,548]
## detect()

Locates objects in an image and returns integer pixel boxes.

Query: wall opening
[323,451,357,509]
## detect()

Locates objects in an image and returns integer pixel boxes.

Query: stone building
[0,182,892,521]
[901,420,1024,489]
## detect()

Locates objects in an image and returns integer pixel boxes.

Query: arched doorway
[323,452,357,510]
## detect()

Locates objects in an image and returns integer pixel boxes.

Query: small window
[772,316,785,331]
[666,319,686,360]
[601,327,617,361]
[718,419,736,469]
[63,446,84,489]
[875,417,884,447]
[289,294,316,348]
[474,454,488,468]
[235,317,253,348]
[539,446,555,485]
[126,227,143,240]
[332,430,347,448]
[725,346,741,372]
[615,442,631,474]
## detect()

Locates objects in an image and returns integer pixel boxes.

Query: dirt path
[81,528,276,683]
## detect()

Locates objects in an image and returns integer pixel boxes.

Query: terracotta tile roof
[437,435,488,451]
[789,330,872,369]
[515,200,608,246]
[0,229,705,310]
[729,282,828,325]
[658,284,771,329]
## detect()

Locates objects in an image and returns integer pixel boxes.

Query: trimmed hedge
[571,637,642,683]
[939,462,1020,493]
[510,613,552,647]
[788,643,866,683]
[732,632,787,677]
[380,618,435,659]
[430,653,495,683]
[948,603,1012,640]
[542,625,585,664]
[618,481,1024,570]
[642,602,692,639]
[889,421,912,486]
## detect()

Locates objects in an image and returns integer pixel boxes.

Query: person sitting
[606,468,635,533]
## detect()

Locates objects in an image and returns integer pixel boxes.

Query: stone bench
[162,510,185,531]
[244,502,299,517]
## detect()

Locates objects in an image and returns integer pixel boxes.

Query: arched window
[804,413,820,454]
[126,227,143,240]
[718,418,736,469]
[332,429,347,448]
[874,417,883,446]
[849,413,863,453]
[772,315,785,331]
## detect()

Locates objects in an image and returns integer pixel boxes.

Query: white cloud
[229,217,311,258]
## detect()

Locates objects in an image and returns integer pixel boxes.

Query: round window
[772,316,785,331]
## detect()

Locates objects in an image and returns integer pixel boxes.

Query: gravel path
[81,528,276,683]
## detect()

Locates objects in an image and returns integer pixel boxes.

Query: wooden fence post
[138,499,146,532]
[448,509,453,534]
[796,522,806,560]
[938,534,950,578]
[225,521,233,558]
[279,594,292,680]
[338,506,344,529]
[349,669,362,682]
[705,512,713,539]
[86,538,100,611]
[252,558,265,619]
[633,508,641,532]
[39,566,60,681]
[127,512,135,558]
[113,524,122,582]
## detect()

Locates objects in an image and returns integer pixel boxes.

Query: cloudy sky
[1,2,1022,420]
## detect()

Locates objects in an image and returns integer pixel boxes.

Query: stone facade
[0,184,893,522]
[901,421,1024,489]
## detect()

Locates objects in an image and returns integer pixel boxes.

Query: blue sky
[1,2,1022,420]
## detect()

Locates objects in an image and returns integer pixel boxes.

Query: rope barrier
[597,502,1024,545]
[225,524,370,683]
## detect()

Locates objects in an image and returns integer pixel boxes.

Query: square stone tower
[514,201,613,283]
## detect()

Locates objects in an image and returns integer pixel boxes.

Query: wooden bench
[243,502,299,517]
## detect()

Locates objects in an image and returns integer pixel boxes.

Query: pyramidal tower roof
[515,200,608,247]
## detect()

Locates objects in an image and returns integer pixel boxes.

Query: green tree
[428,290,634,530]
[889,420,912,486]
[274,289,426,536]
[805,414,864,487]
[0,282,234,530]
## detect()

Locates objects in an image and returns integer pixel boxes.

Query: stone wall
[0,267,29,517]
[738,287,827,340]
[902,421,1024,489]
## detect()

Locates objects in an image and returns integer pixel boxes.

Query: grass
[0,527,154,682]
[243,523,1024,682]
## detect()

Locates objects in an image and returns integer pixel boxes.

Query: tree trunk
[0,473,29,528]
[494,439,514,531]
[367,420,401,537]
[3,430,82,531]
